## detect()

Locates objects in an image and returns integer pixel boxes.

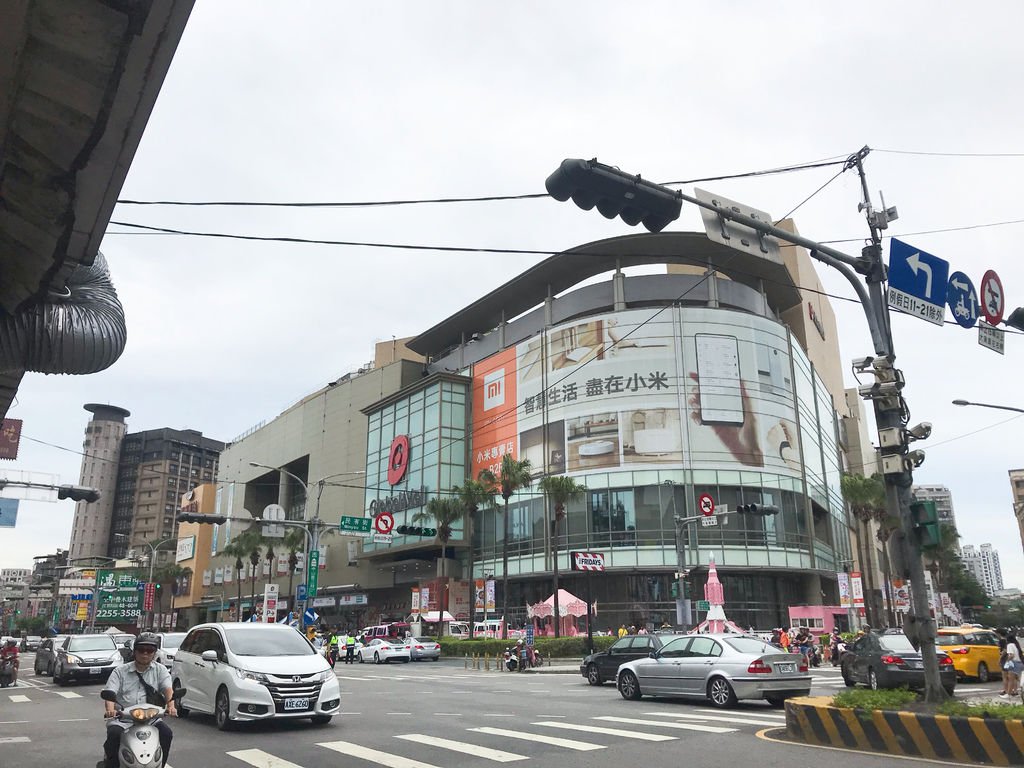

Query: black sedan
[840,631,956,694]
[581,634,685,685]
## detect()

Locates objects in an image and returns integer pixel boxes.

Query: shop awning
[415,611,455,623]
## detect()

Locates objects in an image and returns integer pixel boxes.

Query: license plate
[284,698,309,711]
[89,667,103,675]
[910,661,922,669]
[776,663,795,674]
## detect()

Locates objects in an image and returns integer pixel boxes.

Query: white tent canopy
[416,611,455,623]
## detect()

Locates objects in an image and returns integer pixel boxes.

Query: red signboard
[570,551,605,571]
[143,583,156,612]
[0,419,22,460]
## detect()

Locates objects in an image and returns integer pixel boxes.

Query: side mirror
[201,650,219,662]
[100,690,118,702]
[124,640,132,648]
[648,650,658,659]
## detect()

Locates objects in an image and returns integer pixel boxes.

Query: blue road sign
[0,498,17,528]
[887,239,949,325]
[296,583,307,602]
[946,271,979,329]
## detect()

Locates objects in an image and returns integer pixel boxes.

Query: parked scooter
[0,657,15,688]
[99,688,184,768]
[503,648,518,672]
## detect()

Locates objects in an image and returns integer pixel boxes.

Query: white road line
[58,718,90,722]
[0,737,30,744]
[0,720,29,724]
[395,733,527,762]
[431,713,463,716]
[695,708,785,720]
[641,711,785,727]
[468,727,603,751]
[595,716,735,734]
[8,695,30,703]
[482,713,514,717]
[319,740,442,768]
[536,715,566,718]
[532,721,676,741]
[227,748,305,768]
[55,691,82,699]
[334,675,367,681]
[492,690,512,693]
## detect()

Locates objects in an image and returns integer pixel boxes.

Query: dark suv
[34,635,67,676]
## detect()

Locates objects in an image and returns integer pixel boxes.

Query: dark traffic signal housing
[176,512,227,525]
[396,525,437,537]
[545,158,683,232]
[56,485,101,503]
[736,503,780,516]
[910,500,940,547]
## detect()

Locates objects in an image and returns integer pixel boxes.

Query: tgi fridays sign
[570,552,605,571]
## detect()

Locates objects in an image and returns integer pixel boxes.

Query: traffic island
[785,696,1024,765]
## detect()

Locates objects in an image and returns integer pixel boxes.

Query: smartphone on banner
[695,334,744,424]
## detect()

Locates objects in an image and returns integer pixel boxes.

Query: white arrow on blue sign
[887,239,949,326]
[946,271,979,329]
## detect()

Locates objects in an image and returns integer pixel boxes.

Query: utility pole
[546,147,947,701]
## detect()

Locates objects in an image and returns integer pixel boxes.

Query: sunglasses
[135,647,157,654]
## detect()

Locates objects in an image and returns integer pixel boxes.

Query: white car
[358,637,410,664]
[155,632,187,671]
[171,622,340,730]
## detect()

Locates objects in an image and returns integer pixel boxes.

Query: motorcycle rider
[0,638,18,683]
[101,632,176,768]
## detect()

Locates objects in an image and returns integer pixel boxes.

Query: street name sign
[339,515,372,536]
[980,269,1005,326]
[979,321,1005,355]
[887,239,949,325]
[306,549,319,598]
[946,271,979,329]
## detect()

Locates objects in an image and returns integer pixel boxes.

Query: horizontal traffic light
[56,485,100,503]
[176,512,227,525]
[396,525,437,537]
[736,503,780,516]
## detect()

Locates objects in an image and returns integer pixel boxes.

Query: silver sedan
[616,633,811,708]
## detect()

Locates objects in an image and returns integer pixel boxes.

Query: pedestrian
[779,626,791,652]
[617,624,627,638]
[637,625,648,635]
[1001,631,1023,697]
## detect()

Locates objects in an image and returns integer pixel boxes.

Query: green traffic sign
[696,600,710,611]
[307,549,320,598]
[339,516,372,534]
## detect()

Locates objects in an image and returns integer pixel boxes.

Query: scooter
[0,657,15,688]
[99,688,185,768]
[503,648,518,672]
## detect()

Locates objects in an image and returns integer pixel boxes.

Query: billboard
[470,307,800,478]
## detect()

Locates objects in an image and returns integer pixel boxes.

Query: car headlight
[233,668,269,683]
[65,654,82,664]
[316,669,334,682]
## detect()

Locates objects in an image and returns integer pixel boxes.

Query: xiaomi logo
[483,369,505,411]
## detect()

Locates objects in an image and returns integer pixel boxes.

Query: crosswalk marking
[55,691,82,699]
[532,721,676,741]
[594,716,735,734]
[395,734,527,762]
[319,740,442,768]
[227,748,305,768]
[696,707,785,719]
[8,695,29,703]
[641,711,784,727]
[467,727,603,751]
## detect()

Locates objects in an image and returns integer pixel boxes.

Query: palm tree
[873,511,901,626]
[538,475,587,637]
[413,496,465,637]
[453,478,496,626]
[222,529,264,620]
[840,472,886,626]
[479,454,533,639]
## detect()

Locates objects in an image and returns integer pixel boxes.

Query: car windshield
[879,634,916,652]
[224,628,315,656]
[935,634,966,645]
[161,633,186,650]
[724,636,776,654]
[68,637,116,652]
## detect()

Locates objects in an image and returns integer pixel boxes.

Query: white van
[446,621,470,639]
[472,619,506,638]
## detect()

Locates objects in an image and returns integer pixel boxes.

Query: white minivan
[171,622,340,730]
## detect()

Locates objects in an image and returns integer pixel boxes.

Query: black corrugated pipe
[0,251,127,374]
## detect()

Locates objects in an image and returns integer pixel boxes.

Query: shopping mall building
[206,228,860,632]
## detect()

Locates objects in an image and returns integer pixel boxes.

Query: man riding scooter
[101,632,176,768]
[0,638,19,686]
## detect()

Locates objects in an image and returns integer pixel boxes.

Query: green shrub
[938,700,1024,721]
[832,688,919,710]
[437,635,615,658]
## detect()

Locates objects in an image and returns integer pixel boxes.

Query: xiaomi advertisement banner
[470,307,800,478]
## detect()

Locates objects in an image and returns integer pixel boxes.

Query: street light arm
[951,399,1024,415]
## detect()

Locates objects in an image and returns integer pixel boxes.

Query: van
[472,619,506,639]
[360,622,410,641]
[446,621,470,639]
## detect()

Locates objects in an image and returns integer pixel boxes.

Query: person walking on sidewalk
[1001,631,1023,698]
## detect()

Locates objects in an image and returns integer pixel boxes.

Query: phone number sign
[94,569,142,622]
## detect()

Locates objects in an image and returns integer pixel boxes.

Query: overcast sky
[3,3,1023,593]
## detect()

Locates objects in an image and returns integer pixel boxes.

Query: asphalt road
[0,654,1004,768]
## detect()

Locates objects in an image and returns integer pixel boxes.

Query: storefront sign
[94,570,141,623]
[176,536,196,563]
[0,418,23,460]
[368,487,427,517]
[311,596,336,608]
[263,584,279,623]
[338,594,367,606]
[808,302,826,340]
[387,435,410,485]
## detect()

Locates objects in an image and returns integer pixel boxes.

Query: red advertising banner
[0,419,22,460]
[143,583,156,612]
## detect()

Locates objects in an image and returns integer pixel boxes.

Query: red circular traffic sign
[980,269,1005,326]
[698,493,715,517]
[374,512,395,534]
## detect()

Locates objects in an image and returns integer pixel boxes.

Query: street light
[952,399,1024,415]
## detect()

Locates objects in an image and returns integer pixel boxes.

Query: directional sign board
[946,271,979,329]
[887,239,949,325]
[980,269,1005,326]
[339,515,372,536]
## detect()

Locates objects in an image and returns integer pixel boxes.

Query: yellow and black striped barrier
[786,696,1024,765]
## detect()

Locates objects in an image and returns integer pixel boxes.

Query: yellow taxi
[935,627,1003,682]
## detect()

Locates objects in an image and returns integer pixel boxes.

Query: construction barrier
[786,696,1024,765]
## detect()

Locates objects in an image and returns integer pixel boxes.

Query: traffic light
[545,158,683,232]
[670,582,679,598]
[396,525,437,537]
[56,485,100,503]
[176,512,228,525]
[910,500,940,547]
[736,503,780,516]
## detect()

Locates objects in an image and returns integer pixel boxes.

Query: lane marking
[431,713,463,716]
[227,748,305,768]
[55,691,82,699]
[0,737,31,744]
[8,695,30,703]
[386,712,412,715]
[468,727,603,751]
[642,711,786,727]
[532,721,675,741]
[482,713,514,717]
[58,718,90,722]
[595,715,735,734]
[395,733,527,762]
[0,720,30,724]
[319,740,442,768]
[696,708,785,719]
